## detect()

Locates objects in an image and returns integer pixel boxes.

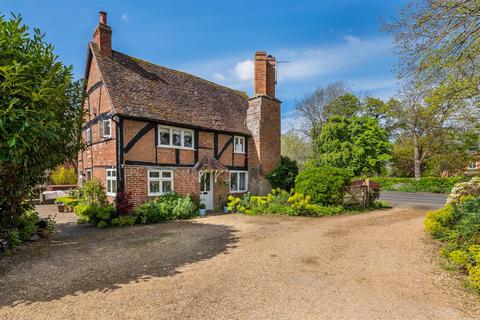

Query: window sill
[157,145,195,151]
[106,192,116,197]
[230,190,248,194]
[234,151,246,155]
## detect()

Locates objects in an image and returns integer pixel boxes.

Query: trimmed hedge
[367,176,467,194]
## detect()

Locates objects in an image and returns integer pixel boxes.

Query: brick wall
[78,52,117,196]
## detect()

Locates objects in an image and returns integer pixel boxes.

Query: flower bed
[424,177,480,292]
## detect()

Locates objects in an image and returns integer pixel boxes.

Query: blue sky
[1,0,405,129]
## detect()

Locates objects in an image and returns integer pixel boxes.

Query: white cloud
[233,59,254,81]
[121,13,129,22]
[343,34,361,46]
[179,36,395,99]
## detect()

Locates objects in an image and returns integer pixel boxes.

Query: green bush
[74,202,115,227]
[15,209,39,242]
[266,156,299,191]
[134,194,180,224]
[447,177,480,203]
[227,188,345,217]
[172,195,198,219]
[295,166,351,205]
[424,196,480,291]
[134,193,198,224]
[369,176,466,194]
[81,180,107,205]
[50,166,77,185]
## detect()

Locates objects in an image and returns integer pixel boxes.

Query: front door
[200,172,213,210]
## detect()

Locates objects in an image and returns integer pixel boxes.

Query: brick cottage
[78,11,281,209]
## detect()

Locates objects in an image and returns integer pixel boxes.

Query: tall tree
[390,83,479,179]
[294,81,348,139]
[0,15,84,238]
[281,130,311,166]
[314,116,392,176]
[384,0,480,104]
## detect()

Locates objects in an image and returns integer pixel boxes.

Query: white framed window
[234,136,245,154]
[101,119,112,138]
[469,161,478,170]
[158,125,194,149]
[86,169,93,181]
[86,127,91,145]
[148,170,174,196]
[106,168,117,196]
[230,170,248,193]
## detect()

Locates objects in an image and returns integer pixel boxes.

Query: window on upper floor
[234,136,245,154]
[148,170,174,196]
[86,127,92,145]
[158,125,194,149]
[101,119,112,139]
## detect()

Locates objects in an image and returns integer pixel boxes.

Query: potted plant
[222,201,229,214]
[36,215,56,239]
[56,201,65,213]
[199,203,206,217]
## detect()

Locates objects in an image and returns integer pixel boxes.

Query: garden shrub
[50,166,77,185]
[172,195,198,219]
[115,192,134,216]
[266,156,299,191]
[81,180,107,205]
[447,177,480,203]
[227,188,345,217]
[295,165,351,205]
[75,202,116,227]
[424,196,480,291]
[134,193,197,224]
[15,209,39,242]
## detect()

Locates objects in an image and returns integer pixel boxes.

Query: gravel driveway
[1,206,480,319]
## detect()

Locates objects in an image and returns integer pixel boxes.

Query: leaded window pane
[150,181,160,194]
[239,172,246,191]
[172,129,182,146]
[230,173,237,191]
[162,181,172,193]
[160,128,170,145]
[184,131,193,147]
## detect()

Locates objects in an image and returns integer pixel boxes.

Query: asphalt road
[380,191,448,210]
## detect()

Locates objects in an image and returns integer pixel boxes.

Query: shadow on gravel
[0,219,238,307]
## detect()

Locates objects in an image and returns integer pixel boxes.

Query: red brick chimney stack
[254,51,276,98]
[93,11,112,57]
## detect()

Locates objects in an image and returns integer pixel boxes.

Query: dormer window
[234,136,245,154]
[158,125,194,149]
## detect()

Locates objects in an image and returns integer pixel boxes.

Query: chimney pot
[93,11,112,57]
[99,11,107,25]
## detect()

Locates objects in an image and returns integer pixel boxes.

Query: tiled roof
[90,43,250,135]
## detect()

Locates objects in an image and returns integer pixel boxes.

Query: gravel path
[1,206,480,319]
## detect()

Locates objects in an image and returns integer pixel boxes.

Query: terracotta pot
[38,229,49,239]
